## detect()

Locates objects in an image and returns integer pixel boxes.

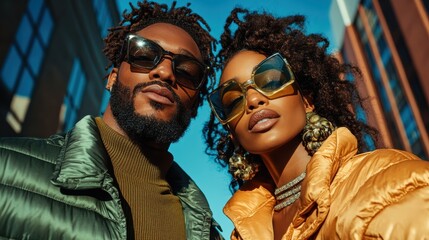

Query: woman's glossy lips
[141,84,175,105]
[248,109,280,133]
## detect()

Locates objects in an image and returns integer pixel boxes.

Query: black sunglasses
[208,53,296,124]
[121,34,209,90]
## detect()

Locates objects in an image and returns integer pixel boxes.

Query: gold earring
[228,146,259,181]
[302,112,336,156]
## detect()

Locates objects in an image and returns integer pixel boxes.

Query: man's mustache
[132,80,181,103]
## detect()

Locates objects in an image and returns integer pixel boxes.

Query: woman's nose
[245,88,268,113]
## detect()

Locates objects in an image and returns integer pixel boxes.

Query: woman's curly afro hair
[103,0,217,108]
[204,8,378,191]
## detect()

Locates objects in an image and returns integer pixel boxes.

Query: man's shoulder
[0,135,63,212]
[0,134,65,165]
[0,135,64,184]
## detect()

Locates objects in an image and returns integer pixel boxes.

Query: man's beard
[109,79,192,145]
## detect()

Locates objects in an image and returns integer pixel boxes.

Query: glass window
[362,0,373,9]
[97,2,107,26]
[62,59,87,131]
[1,1,54,133]
[1,46,22,92]
[376,37,388,59]
[354,13,404,149]
[99,88,110,115]
[28,38,43,75]
[28,0,43,22]
[64,108,77,131]
[39,9,53,46]
[73,74,86,107]
[357,3,426,157]
[101,16,112,37]
[92,0,102,15]
[67,60,80,96]
[16,15,33,53]
[92,0,112,37]
[16,69,34,97]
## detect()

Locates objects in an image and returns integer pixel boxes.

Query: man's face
[108,23,203,144]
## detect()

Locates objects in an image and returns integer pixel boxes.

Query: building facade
[0,0,119,137]
[330,0,429,159]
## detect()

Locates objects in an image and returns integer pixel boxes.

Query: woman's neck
[259,135,311,187]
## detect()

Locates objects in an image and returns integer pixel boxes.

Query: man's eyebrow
[178,48,200,59]
[152,39,200,60]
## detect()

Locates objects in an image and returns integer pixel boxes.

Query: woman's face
[220,50,309,154]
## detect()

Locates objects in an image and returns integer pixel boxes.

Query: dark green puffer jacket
[0,116,223,240]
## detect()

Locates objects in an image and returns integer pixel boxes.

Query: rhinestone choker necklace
[274,171,306,211]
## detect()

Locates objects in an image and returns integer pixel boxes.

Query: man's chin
[110,79,192,144]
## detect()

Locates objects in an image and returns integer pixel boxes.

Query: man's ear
[106,68,118,91]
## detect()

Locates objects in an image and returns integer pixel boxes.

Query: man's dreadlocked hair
[203,8,378,191]
[103,0,216,108]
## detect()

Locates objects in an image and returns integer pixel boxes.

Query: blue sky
[116,0,336,237]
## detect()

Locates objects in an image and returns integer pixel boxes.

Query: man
[0,1,222,239]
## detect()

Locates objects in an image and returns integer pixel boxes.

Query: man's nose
[148,57,176,86]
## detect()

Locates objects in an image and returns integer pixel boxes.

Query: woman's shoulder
[350,147,428,177]
[329,149,429,238]
[335,147,429,196]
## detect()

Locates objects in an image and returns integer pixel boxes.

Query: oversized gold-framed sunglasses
[208,53,296,124]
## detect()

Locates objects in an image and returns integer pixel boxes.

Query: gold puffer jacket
[224,127,429,239]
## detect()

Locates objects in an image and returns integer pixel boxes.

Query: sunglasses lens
[208,54,296,124]
[254,55,293,93]
[173,55,206,89]
[126,35,206,89]
[128,37,162,70]
[210,81,244,122]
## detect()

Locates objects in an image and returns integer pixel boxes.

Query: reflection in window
[99,87,110,115]
[39,9,53,46]
[92,0,113,37]
[16,15,32,53]
[354,15,403,148]
[343,70,376,151]
[356,1,426,158]
[0,0,54,133]
[1,46,21,92]
[59,59,87,131]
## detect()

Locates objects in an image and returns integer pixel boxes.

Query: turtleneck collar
[95,117,173,178]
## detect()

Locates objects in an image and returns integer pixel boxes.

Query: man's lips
[141,84,175,105]
[248,109,280,132]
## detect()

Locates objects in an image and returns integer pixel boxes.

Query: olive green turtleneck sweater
[95,117,186,240]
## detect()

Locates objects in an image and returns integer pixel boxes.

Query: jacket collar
[51,116,111,189]
[167,161,221,239]
[224,127,358,240]
[288,127,358,239]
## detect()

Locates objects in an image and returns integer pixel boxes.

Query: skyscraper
[330,0,429,159]
[0,0,119,137]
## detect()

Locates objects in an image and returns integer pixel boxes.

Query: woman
[204,8,429,240]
